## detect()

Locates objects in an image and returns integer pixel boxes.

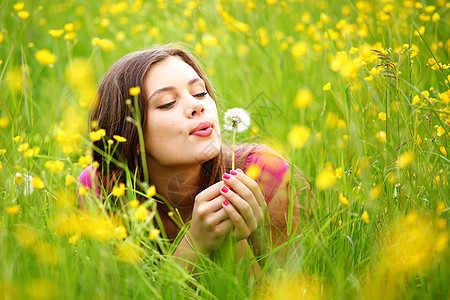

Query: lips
[190,121,213,137]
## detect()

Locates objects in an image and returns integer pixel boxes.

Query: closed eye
[158,101,176,109]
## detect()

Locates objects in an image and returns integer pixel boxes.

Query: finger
[195,180,224,203]
[222,172,262,220]
[210,205,229,223]
[222,199,251,238]
[229,170,265,209]
[220,186,257,231]
[215,218,233,236]
[195,195,227,218]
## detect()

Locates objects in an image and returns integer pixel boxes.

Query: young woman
[78,45,309,268]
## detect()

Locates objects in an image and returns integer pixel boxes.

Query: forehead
[145,56,202,93]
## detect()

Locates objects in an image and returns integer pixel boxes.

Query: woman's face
[143,56,221,169]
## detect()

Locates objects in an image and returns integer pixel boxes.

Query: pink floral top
[77,147,288,203]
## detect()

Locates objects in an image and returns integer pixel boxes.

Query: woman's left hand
[219,168,265,241]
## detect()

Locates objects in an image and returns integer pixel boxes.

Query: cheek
[145,113,184,143]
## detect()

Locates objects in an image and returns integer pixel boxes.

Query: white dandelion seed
[223,107,251,170]
[223,108,251,133]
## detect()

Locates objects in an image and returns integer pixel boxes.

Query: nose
[187,97,205,118]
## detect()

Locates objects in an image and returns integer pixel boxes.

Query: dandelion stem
[232,121,237,170]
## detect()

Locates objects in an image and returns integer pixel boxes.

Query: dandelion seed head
[223,108,250,133]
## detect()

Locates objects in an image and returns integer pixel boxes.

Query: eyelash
[157,92,208,109]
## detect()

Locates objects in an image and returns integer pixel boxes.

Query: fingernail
[230,170,238,175]
[222,173,230,180]
[221,186,228,193]
[223,200,229,206]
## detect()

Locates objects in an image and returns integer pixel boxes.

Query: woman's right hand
[188,181,233,254]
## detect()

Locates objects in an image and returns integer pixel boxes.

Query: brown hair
[90,44,224,195]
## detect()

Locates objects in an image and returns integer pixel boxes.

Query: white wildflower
[223,108,250,133]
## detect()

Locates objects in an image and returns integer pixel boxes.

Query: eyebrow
[147,78,204,102]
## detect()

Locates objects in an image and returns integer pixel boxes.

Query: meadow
[0,0,449,299]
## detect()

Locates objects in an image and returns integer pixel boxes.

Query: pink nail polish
[221,186,228,193]
[230,170,238,175]
[222,173,230,179]
[223,200,229,206]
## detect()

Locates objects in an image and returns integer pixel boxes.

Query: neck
[146,159,202,210]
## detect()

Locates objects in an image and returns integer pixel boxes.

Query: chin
[194,141,221,164]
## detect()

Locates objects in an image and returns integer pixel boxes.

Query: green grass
[1,0,449,299]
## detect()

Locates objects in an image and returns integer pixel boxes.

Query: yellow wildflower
[291,41,308,58]
[44,160,65,173]
[89,129,106,141]
[113,135,127,142]
[378,112,386,120]
[424,5,435,13]
[349,47,359,54]
[68,234,79,244]
[114,226,127,240]
[414,26,425,37]
[436,125,445,136]
[316,168,336,190]
[287,125,311,149]
[397,151,414,168]
[146,185,156,198]
[78,186,87,196]
[134,205,150,221]
[116,241,143,264]
[129,200,139,207]
[112,183,126,197]
[64,32,76,41]
[6,205,20,215]
[294,88,313,108]
[32,177,45,189]
[18,142,29,152]
[238,44,249,56]
[234,21,250,32]
[335,167,343,179]
[64,23,74,31]
[364,75,373,82]
[322,82,331,91]
[339,194,349,206]
[0,117,10,127]
[63,146,73,154]
[13,2,25,10]
[383,4,394,13]
[440,146,447,155]
[35,49,57,66]
[77,154,91,167]
[376,131,386,143]
[435,233,449,253]
[15,173,23,184]
[18,10,30,19]
[129,86,140,96]
[370,184,382,199]
[245,164,261,180]
[149,229,161,240]
[432,12,440,22]
[362,211,370,223]
[201,34,218,46]
[48,29,64,38]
